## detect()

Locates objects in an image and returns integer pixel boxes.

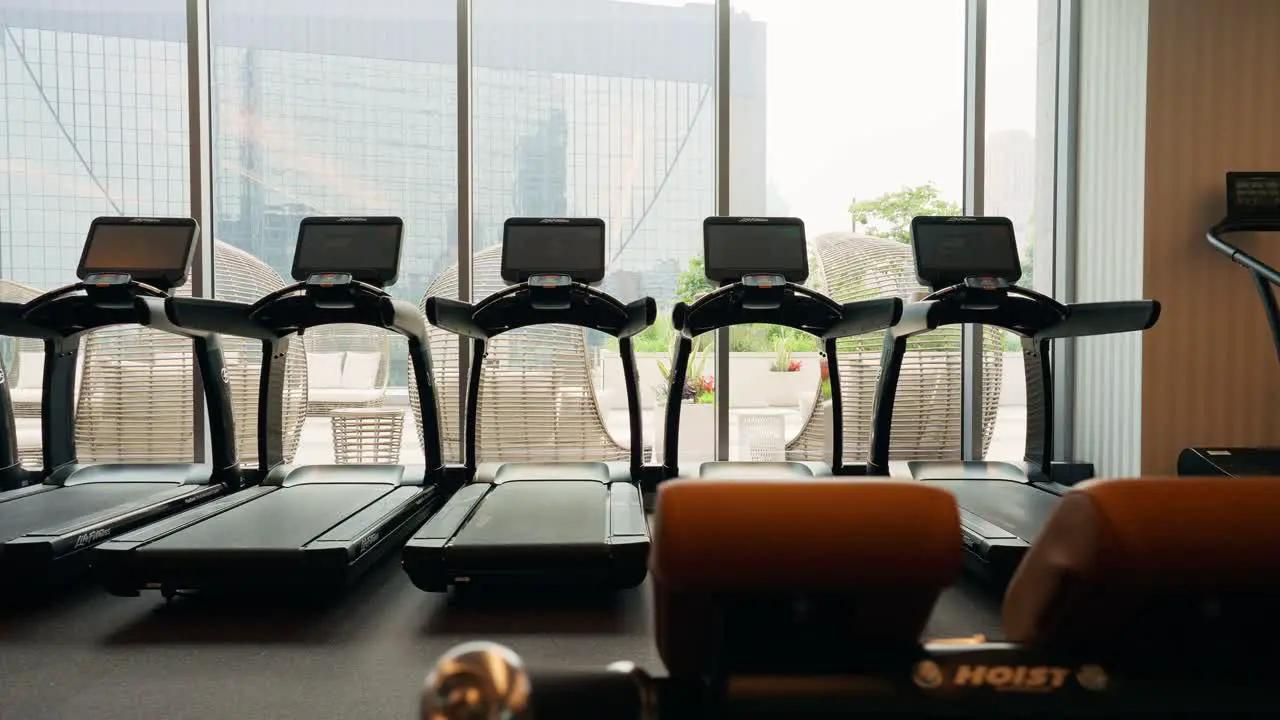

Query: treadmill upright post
[618,335,645,473]
[661,333,694,478]
[1021,336,1054,483]
[256,335,291,479]
[39,337,80,472]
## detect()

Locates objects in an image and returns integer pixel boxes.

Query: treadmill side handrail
[823,298,904,339]
[674,282,844,339]
[1034,300,1161,340]
[166,297,279,341]
[619,298,658,339]
[424,296,486,339]
[1209,225,1280,287]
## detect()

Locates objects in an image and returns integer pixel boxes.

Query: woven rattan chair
[1,279,43,419]
[214,242,309,465]
[74,241,308,464]
[303,324,391,416]
[795,231,1003,463]
[409,244,629,464]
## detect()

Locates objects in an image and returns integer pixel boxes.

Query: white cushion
[10,388,41,403]
[309,388,384,404]
[307,352,345,389]
[340,351,381,390]
[15,352,43,389]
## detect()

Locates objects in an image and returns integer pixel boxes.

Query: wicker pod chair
[0,279,43,420]
[74,241,308,465]
[798,231,1003,463]
[409,244,628,464]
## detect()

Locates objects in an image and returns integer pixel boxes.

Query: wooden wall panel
[1143,0,1280,472]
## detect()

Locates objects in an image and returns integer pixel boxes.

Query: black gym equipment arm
[822,298,904,339]
[619,298,658,339]
[1034,300,1161,340]
[143,296,241,482]
[1209,223,1280,287]
[424,297,486,339]
[1208,222,1280,368]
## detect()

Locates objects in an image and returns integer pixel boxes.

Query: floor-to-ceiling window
[470,0,716,467]
[208,0,458,466]
[1,1,193,467]
[2,0,1067,471]
[727,0,971,465]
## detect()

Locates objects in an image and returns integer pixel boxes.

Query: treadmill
[93,216,450,598]
[866,215,1160,582]
[660,216,903,479]
[401,217,655,592]
[0,216,239,585]
[1179,171,1280,476]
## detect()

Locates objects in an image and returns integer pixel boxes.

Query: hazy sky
[665,0,1039,233]
[735,0,1038,232]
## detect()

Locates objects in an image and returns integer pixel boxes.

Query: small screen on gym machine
[703,217,808,284]
[292,217,404,287]
[501,218,606,284]
[1227,172,1280,221]
[911,216,1021,289]
[79,218,198,288]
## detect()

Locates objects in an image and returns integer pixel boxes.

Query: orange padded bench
[650,479,962,676]
[1005,475,1280,651]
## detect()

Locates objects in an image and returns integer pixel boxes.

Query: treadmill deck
[927,479,1060,543]
[0,484,200,544]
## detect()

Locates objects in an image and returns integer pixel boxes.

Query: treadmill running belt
[143,484,390,550]
[928,480,1061,542]
[0,484,189,543]
[456,482,608,546]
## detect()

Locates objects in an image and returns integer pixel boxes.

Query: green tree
[675,256,716,305]
[849,182,962,243]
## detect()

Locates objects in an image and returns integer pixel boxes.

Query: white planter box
[651,399,716,463]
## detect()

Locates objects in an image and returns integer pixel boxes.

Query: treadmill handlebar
[425,285,655,339]
[1034,300,1161,340]
[824,297,904,339]
[618,298,658,339]
[897,285,1156,340]
[425,296,485,339]
[1208,225,1280,287]
[673,281,884,339]
[166,298,278,341]
[387,296,430,343]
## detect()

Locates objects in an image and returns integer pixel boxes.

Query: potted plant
[651,347,716,461]
[766,338,805,407]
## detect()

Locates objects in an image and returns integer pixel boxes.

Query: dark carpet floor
[0,560,1002,720]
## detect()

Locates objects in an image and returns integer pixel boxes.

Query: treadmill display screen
[292,217,404,287]
[1227,172,1280,220]
[78,218,198,289]
[501,218,606,284]
[911,216,1021,289]
[703,218,808,284]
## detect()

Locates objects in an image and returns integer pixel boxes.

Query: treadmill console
[704,217,807,311]
[703,217,808,286]
[911,215,1021,291]
[501,217,606,309]
[1226,171,1280,222]
[292,216,404,288]
[77,216,199,292]
[500,217,606,286]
